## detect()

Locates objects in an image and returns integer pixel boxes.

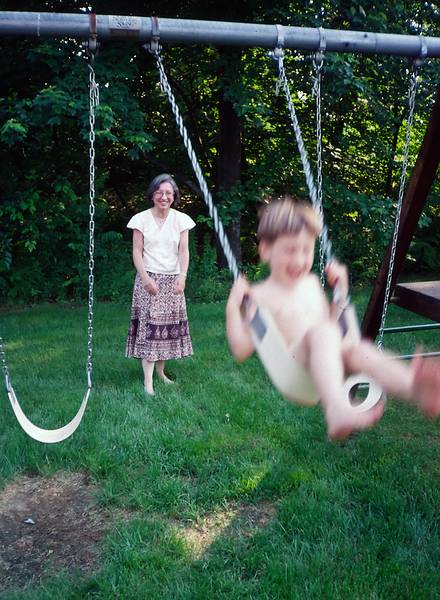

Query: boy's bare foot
[326,402,384,441]
[412,354,440,418]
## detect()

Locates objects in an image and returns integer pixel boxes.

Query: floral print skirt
[125,272,193,362]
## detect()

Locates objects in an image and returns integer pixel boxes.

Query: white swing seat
[248,302,385,412]
[6,384,91,444]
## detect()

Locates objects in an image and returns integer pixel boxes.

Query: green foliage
[94,231,135,303]
[186,234,230,303]
[0,118,28,145]
[0,0,439,304]
[322,182,392,281]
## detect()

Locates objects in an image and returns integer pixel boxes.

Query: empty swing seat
[392,281,440,322]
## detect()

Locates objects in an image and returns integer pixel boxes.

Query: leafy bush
[186,234,230,303]
[94,231,134,304]
[320,181,396,283]
[322,182,440,284]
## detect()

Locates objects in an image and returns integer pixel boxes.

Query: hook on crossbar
[413,34,427,69]
[146,15,160,54]
[268,24,285,61]
[314,26,326,68]
[84,12,99,60]
[272,24,285,59]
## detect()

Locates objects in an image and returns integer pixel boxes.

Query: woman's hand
[325,260,349,300]
[174,273,186,294]
[143,276,159,295]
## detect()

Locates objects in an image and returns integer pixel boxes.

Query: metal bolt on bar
[1,12,440,56]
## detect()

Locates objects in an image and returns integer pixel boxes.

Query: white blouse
[127,208,196,275]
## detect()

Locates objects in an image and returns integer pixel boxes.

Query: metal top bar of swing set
[1,11,440,57]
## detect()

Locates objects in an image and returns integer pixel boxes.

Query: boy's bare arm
[325,260,349,297]
[226,277,255,362]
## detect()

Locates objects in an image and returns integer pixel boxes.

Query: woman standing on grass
[126,173,196,396]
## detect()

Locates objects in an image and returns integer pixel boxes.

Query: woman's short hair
[146,173,180,206]
[257,195,322,243]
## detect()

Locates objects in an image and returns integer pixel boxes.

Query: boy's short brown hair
[257,195,322,243]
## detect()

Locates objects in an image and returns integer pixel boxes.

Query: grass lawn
[1,293,439,599]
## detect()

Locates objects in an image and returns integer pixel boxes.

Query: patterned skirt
[125,272,193,362]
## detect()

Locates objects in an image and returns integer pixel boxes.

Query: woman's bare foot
[326,401,384,441]
[144,381,155,396]
[158,373,174,384]
[155,361,174,384]
[412,354,440,418]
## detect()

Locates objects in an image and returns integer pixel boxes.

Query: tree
[0,0,439,301]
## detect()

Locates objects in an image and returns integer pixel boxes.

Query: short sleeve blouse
[127,208,196,275]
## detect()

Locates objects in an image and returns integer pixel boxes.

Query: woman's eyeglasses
[154,190,174,198]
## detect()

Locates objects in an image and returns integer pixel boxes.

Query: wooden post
[361,85,440,340]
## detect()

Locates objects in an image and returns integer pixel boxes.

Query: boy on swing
[226,195,440,440]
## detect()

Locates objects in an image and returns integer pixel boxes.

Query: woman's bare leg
[142,359,155,395]
[155,360,174,384]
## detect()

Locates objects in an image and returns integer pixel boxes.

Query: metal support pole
[399,352,440,360]
[0,12,440,56]
[383,323,440,334]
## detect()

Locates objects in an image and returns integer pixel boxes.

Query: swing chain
[377,60,421,349]
[312,31,326,286]
[86,55,99,387]
[0,64,99,398]
[0,337,11,393]
[275,49,333,266]
[146,45,240,281]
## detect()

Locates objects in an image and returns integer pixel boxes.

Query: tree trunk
[216,50,242,267]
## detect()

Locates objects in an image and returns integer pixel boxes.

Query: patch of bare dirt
[0,471,277,591]
[172,501,277,559]
[0,472,119,592]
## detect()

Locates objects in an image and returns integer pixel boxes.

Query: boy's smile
[260,230,316,286]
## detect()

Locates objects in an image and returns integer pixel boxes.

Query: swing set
[1,12,439,443]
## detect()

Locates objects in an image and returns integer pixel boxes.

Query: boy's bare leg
[155,360,174,384]
[342,340,413,396]
[304,322,384,440]
[343,341,440,417]
[142,359,155,395]
[412,354,440,418]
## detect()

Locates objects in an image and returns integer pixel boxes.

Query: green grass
[1,294,440,599]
